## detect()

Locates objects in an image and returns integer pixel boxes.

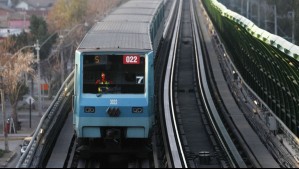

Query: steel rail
[163,0,188,167]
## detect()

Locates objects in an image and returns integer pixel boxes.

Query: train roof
[122,0,161,9]
[79,22,151,50]
[112,8,156,16]
[103,15,153,23]
[78,0,163,51]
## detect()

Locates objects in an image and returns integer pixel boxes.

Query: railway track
[157,0,253,168]
[170,0,221,167]
[17,0,282,168]
[159,1,240,167]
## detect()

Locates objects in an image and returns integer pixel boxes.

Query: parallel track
[171,0,221,167]
[160,1,237,167]
[159,0,250,167]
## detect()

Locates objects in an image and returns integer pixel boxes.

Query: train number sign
[123,55,140,64]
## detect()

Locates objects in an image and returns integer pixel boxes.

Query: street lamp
[34,40,42,116]
[1,45,39,148]
[288,10,295,44]
[58,23,89,85]
[246,0,250,19]
[274,0,277,35]
[35,32,58,112]
[2,41,42,116]
[5,43,43,116]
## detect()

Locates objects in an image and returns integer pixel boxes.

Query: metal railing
[16,70,74,168]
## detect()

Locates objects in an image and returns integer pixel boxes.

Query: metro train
[73,0,165,147]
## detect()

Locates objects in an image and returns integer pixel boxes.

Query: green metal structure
[202,0,299,135]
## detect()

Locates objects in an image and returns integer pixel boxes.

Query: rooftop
[17,0,56,8]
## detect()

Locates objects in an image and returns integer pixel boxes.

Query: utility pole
[246,0,250,19]
[292,10,295,44]
[241,0,244,16]
[1,89,9,152]
[274,0,277,35]
[35,40,42,116]
[60,37,64,86]
[58,23,89,85]
[258,0,261,27]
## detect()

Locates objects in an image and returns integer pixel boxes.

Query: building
[5,9,29,30]
[0,4,13,27]
[13,0,57,25]
[0,28,22,42]
[14,0,56,11]
[0,0,56,39]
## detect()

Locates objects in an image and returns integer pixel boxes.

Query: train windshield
[83,54,146,94]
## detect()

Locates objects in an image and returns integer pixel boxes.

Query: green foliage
[4,15,57,60]
[30,15,48,40]
[10,31,30,53]
[29,15,57,60]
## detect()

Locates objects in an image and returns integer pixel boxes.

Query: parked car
[20,137,32,156]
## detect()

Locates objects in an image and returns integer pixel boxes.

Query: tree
[0,38,35,129]
[29,15,57,99]
[30,15,57,60]
[10,31,31,53]
[48,0,123,31]
[41,60,60,99]
[47,0,87,31]
[45,0,123,96]
[30,15,48,40]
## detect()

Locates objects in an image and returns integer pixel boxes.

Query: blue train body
[74,51,155,139]
[74,0,164,141]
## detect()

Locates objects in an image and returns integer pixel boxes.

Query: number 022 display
[123,55,141,64]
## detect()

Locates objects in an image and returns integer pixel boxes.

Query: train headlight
[132,107,143,113]
[84,107,95,113]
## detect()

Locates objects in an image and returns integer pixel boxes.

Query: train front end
[74,51,155,141]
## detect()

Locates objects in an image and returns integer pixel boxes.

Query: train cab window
[83,54,146,94]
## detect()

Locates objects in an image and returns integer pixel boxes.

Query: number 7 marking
[136,76,144,84]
